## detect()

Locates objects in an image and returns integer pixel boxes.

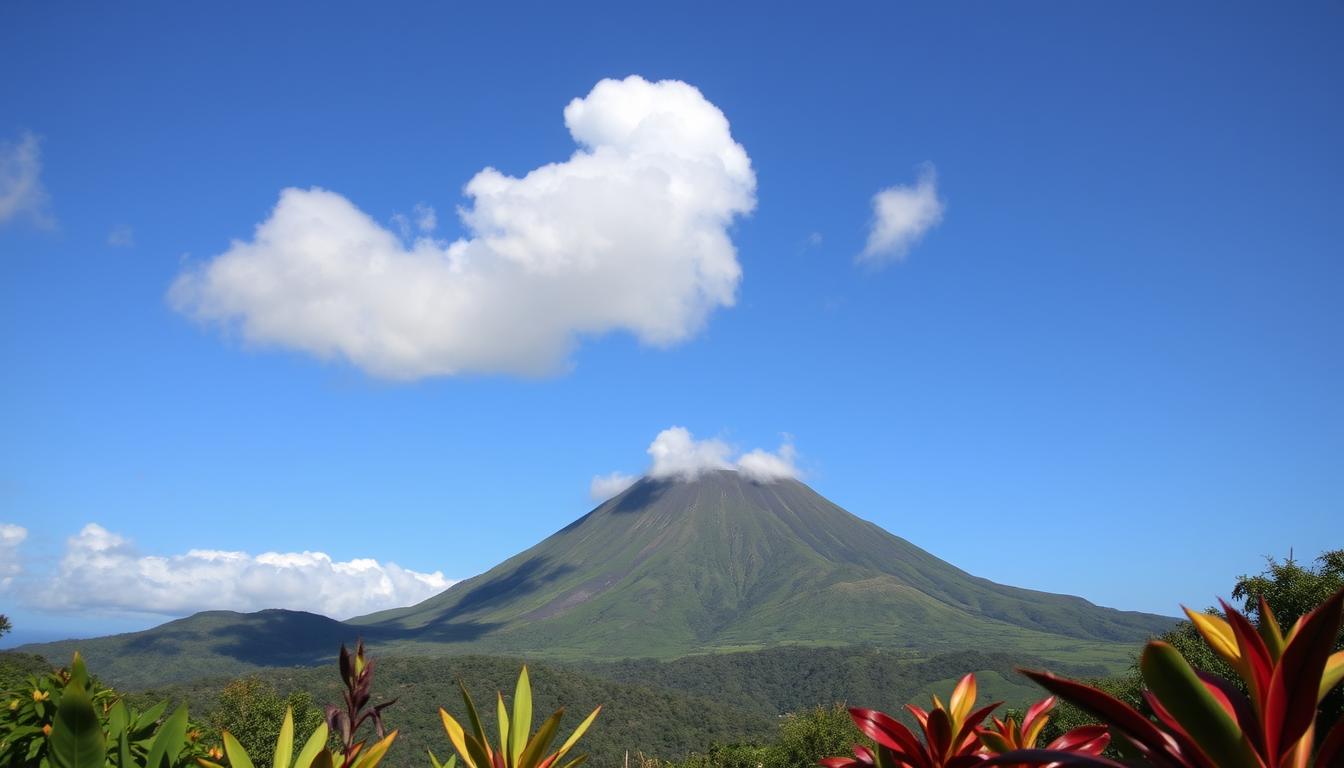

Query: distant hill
[21,471,1174,687]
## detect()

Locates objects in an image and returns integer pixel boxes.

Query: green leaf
[516,709,564,768]
[145,705,189,768]
[106,700,129,740]
[509,667,532,768]
[274,707,295,768]
[134,701,168,732]
[118,731,131,768]
[1140,642,1259,768]
[551,707,600,764]
[496,692,510,758]
[48,681,106,768]
[294,722,330,768]
[458,682,491,755]
[222,731,256,768]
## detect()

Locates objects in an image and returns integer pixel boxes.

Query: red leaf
[849,708,930,768]
[1021,697,1055,733]
[953,702,1002,754]
[1313,717,1344,768]
[1263,587,1344,761]
[818,759,859,768]
[1019,669,1185,764]
[926,708,953,762]
[1194,670,1263,756]
[1046,725,1110,756]
[1222,599,1274,704]
[980,749,1128,767]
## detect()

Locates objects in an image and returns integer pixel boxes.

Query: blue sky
[2,3,1342,646]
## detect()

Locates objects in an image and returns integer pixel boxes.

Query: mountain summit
[350,470,1170,657]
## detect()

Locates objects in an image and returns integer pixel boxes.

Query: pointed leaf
[295,723,331,768]
[551,706,601,765]
[1021,697,1055,734]
[146,705,190,768]
[1185,609,1241,666]
[1321,650,1344,703]
[1264,586,1344,760]
[1222,599,1274,704]
[497,692,510,758]
[1314,716,1344,768]
[441,709,479,768]
[849,708,930,768]
[223,732,257,768]
[273,707,295,768]
[459,682,493,760]
[948,674,976,726]
[981,749,1127,767]
[351,730,397,768]
[510,668,533,768]
[1046,725,1110,755]
[48,681,106,768]
[1140,642,1259,768]
[107,700,130,740]
[517,709,564,768]
[1256,597,1286,661]
[1019,669,1182,763]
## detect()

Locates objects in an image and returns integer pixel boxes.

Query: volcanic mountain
[21,471,1172,685]
[349,470,1169,657]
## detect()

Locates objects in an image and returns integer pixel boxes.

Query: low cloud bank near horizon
[2,523,454,620]
[170,75,756,380]
[591,427,801,499]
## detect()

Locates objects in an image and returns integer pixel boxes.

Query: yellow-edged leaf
[497,692,510,760]
[440,709,478,768]
[351,730,397,768]
[949,674,976,725]
[273,707,294,768]
[294,723,329,768]
[1321,650,1344,704]
[551,706,601,764]
[510,667,533,768]
[1185,608,1240,664]
[222,732,256,768]
[1023,714,1049,748]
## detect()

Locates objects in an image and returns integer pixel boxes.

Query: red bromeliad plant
[975,695,1110,763]
[987,587,1344,768]
[821,673,1003,768]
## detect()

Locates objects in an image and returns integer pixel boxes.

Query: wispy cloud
[107,225,135,248]
[859,164,943,266]
[0,524,25,589]
[25,524,453,620]
[589,471,638,501]
[171,76,756,380]
[0,131,53,228]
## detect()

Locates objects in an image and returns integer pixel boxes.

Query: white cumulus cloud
[636,427,802,483]
[737,439,800,482]
[0,524,26,589]
[33,524,454,619]
[0,131,52,228]
[170,75,756,380]
[589,471,638,502]
[860,164,943,265]
[647,426,733,480]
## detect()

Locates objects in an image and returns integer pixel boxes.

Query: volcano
[350,470,1169,658]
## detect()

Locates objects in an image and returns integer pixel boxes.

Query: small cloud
[0,131,53,228]
[807,231,823,247]
[0,524,26,589]
[647,426,733,481]
[28,523,454,619]
[859,164,943,266]
[737,438,800,482]
[107,225,135,248]
[590,471,638,502]
[413,202,437,233]
[598,427,804,486]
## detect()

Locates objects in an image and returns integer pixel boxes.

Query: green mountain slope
[352,471,1171,659]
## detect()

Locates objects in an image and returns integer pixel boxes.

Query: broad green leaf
[118,731,131,768]
[48,682,105,768]
[222,731,257,768]
[294,722,330,768]
[509,668,533,768]
[68,654,89,690]
[134,701,169,732]
[1140,642,1259,768]
[145,705,189,768]
[106,700,129,740]
[271,706,295,768]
